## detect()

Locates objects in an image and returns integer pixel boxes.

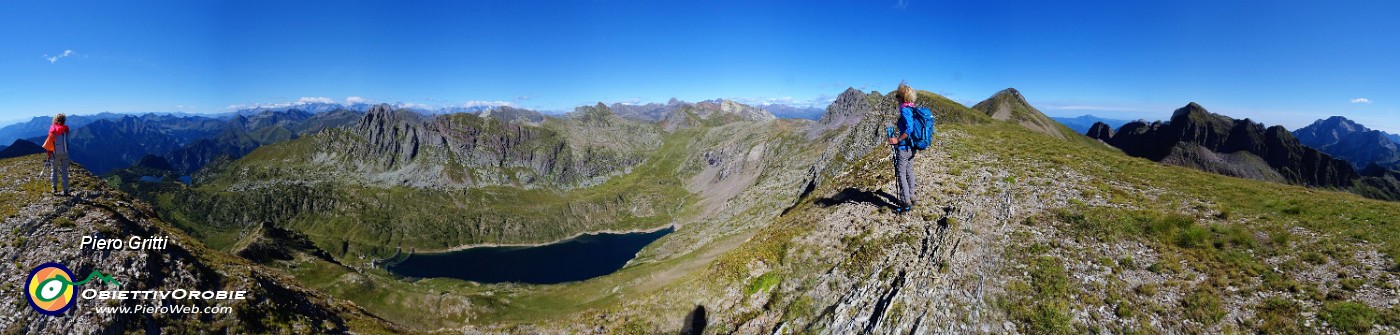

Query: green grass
[0,158,52,218]
[1321,301,1377,334]
[1182,285,1226,325]
[1253,297,1303,334]
[1002,252,1074,335]
[744,272,782,296]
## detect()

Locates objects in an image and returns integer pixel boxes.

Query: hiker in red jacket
[42,114,71,196]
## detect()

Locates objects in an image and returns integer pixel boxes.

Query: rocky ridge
[1091,103,1400,200]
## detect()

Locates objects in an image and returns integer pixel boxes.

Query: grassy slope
[967,121,1400,334]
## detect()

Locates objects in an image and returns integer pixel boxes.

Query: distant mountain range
[605,100,820,122]
[1051,114,1134,134]
[0,112,124,145]
[1089,103,1400,200]
[1293,116,1400,170]
[761,104,825,120]
[0,98,819,178]
[6,110,363,175]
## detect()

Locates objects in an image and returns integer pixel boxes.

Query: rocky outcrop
[1293,116,1400,170]
[328,103,659,189]
[0,155,393,334]
[819,88,871,127]
[1087,122,1115,142]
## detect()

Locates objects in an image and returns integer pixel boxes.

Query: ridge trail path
[760,131,1089,334]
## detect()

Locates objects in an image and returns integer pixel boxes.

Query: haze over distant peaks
[1052,114,1133,134]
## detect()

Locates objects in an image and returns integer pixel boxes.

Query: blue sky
[2,0,1398,132]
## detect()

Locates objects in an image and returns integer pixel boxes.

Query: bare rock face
[1086,122,1115,141]
[330,103,661,189]
[0,155,388,334]
[820,88,871,127]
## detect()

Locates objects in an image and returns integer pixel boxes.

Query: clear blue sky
[2,0,1398,132]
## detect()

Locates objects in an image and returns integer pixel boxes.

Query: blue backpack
[906,106,935,150]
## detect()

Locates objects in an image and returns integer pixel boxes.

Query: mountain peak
[1312,115,1365,133]
[1169,102,1216,122]
[367,103,395,115]
[1087,122,1115,141]
[971,88,1077,140]
[1294,116,1400,170]
[992,88,1026,103]
[819,88,871,125]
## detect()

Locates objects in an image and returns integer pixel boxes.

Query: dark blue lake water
[387,227,674,284]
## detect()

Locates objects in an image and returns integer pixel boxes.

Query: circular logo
[25,262,75,316]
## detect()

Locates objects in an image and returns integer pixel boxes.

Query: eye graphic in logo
[25,262,76,316]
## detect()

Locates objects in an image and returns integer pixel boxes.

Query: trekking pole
[886,126,897,159]
[887,126,901,214]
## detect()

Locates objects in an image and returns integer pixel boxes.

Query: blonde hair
[897,82,916,104]
[53,113,66,125]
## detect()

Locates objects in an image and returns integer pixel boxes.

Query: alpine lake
[386,227,674,284]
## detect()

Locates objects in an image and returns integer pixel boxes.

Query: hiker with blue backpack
[886,82,935,213]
